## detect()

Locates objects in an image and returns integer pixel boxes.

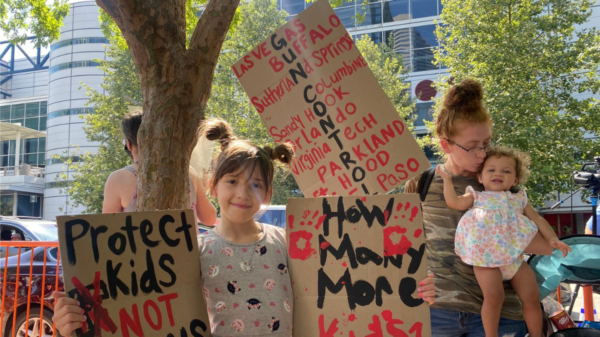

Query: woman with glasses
[101,110,217,227]
[405,79,552,337]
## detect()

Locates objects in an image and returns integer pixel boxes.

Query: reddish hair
[435,79,491,139]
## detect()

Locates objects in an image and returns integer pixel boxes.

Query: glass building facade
[280,0,444,73]
[278,0,446,162]
[0,101,47,167]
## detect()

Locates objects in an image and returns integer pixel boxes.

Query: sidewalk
[563,285,600,322]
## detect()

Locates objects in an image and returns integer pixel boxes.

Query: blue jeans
[430,307,527,337]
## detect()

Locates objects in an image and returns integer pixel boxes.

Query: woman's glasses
[445,138,493,154]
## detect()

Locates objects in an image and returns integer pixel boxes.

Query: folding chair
[528,235,600,336]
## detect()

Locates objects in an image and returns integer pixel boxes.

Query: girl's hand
[550,239,572,258]
[51,291,86,336]
[418,274,436,305]
[436,165,451,181]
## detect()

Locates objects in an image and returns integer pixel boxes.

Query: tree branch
[96,0,149,69]
[97,0,187,75]
[187,0,240,69]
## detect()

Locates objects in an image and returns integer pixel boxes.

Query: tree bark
[96,0,240,211]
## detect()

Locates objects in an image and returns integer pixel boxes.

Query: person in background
[585,206,599,235]
[101,110,217,227]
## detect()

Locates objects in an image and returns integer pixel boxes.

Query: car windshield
[29,224,59,241]
[257,210,286,228]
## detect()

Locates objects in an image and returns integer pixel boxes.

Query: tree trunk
[96,0,240,211]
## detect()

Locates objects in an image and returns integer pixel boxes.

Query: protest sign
[286,194,430,336]
[57,210,211,337]
[233,0,430,198]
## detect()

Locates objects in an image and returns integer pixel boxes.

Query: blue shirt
[586,207,600,234]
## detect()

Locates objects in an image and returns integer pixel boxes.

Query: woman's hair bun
[443,79,484,114]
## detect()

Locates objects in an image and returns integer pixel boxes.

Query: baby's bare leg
[474,266,505,337]
[511,263,543,337]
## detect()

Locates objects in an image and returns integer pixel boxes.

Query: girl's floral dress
[455,186,538,279]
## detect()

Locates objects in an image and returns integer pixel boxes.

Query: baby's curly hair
[480,146,531,185]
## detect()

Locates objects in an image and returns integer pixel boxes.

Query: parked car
[198,223,213,234]
[0,218,59,259]
[256,205,286,228]
[213,205,287,228]
[0,218,62,337]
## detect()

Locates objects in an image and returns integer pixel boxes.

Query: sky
[0,34,51,63]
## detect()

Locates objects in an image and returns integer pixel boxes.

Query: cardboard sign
[233,0,430,198]
[57,210,211,337]
[286,194,430,336]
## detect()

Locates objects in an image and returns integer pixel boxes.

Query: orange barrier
[0,241,62,337]
[582,285,596,322]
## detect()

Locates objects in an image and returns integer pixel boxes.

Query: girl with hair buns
[196,118,297,335]
[199,118,435,335]
[405,79,553,337]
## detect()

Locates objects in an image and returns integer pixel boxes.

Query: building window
[17,194,42,218]
[362,24,440,72]
[45,155,84,166]
[412,25,437,49]
[281,0,305,15]
[357,3,383,27]
[45,181,69,189]
[383,0,410,23]
[26,102,40,118]
[414,102,434,127]
[334,7,356,27]
[384,29,411,66]
[50,37,109,51]
[0,106,10,120]
[410,0,438,18]
[47,107,95,119]
[49,60,102,75]
[412,25,437,71]
[416,134,438,164]
[0,194,14,216]
[0,101,47,167]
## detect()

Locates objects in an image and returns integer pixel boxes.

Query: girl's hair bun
[265,143,295,164]
[200,118,235,149]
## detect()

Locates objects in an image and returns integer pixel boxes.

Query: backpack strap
[417,167,436,202]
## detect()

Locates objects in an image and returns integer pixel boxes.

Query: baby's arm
[436,166,474,211]
[523,203,571,257]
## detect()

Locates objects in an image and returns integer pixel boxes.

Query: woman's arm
[102,172,124,213]
[436,166,474,211]
[523,203,571,257]
[190,167,217,226]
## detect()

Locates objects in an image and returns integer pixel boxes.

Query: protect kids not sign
[57,210,211,337]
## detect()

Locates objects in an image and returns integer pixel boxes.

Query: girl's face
[441,122,492,174]
[478,155,519,192]
[213,167,270,226]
